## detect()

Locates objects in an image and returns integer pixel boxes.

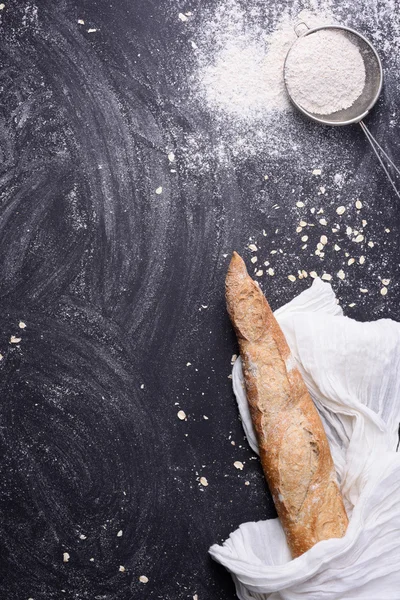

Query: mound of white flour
[285,29,366,115]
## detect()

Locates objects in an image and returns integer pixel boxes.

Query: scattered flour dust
[198,8,334,120]
[285,29,366,115]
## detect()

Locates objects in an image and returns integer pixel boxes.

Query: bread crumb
[301,270,308,278]
[317,242,324,251]
[337,269,345,280]
[381,287,388,296]
[321,274,332,281]
[288,275,296,282]
[177,410,186,420]
[193,594,199,600]
[355,199,362,209]
[90,557,95,562]
[349,302,356,307]
[178,12,188,21]
[248,244,258,252]
[117,530,123,537]
[360,288,368,293]
[244,480,250,485]
[79,534,87,540]
[267,268,274,276]
[256,270,263,276]
[362,219,367,227]
[385,228,391,233]
[319,186,326,194]
[382,279,390,286]
[251,256,257,263]
[155,186,163,194]
[336,206,346,215]
[334,244,340,251]
[309,271,317,278]
[348,258,355,265]
[296,201,304,208]
[312,169,322,175]
[63,553,70,563]
[231,354,237,364]
[10,336,21,344]
[320,235,328,245]
[87,28,98,33]
[203,415,209,420]
[319,218,327,225]
[200,477,208,486]
[168,152,175,162]
[368,241,374,248]
[19,321,26,329]
[119,566,125,573]
[139,575,149,583]
[234,461,244,470]
[346,226,353,235]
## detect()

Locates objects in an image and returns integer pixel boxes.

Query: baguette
[226,251,348,558]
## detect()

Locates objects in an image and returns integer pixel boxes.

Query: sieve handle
[359,121,400,201]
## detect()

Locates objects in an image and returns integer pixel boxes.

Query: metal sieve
[284,23,400,200]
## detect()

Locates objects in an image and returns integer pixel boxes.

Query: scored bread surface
[226,251,348,558]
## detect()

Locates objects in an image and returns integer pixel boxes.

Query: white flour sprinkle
[199,9,332,120]
[285,29,366,115]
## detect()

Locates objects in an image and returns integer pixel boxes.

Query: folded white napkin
[210,278,400,599]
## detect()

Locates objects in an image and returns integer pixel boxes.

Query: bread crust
[226,251,348,558]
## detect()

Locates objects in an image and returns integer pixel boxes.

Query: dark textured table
[1,1,400,599]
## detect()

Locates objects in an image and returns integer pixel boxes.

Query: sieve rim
[283,24,384,126]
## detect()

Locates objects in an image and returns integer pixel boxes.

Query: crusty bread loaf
[226,251,348,558]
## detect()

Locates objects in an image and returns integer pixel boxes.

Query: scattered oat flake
[87,28,98,33]
[178,12,188,21]
[155,186,163,194]
[362,220,367,227]
[140,384,145,389]
[244,481,250,486]
[296,226,303,233]
[200,477,208,487]
[385,228,391,233]
[177,410,186,420]
[355,234,364,243]
[139,576,149,584]
[322,274,332,281]
[355,200,362,209]
[63,553,70,563]
[90,557,95,562]
[309,271,318,279]
[320,186,326,194]
[302,270,308,278]
[250,256,257,263]
[78,19,84,24]
[312,169,322,175]
[10,336,21,344]
[348,258,355,265]
[231,354,238,364]
[299,220,307,227]
[337,270,345,280]
[382,279,390,286]
[336,206,346,215]
[320,235,328,245]
[256,270,263,276]
[0,354,3,361]
[263,261,270,266]
[368,241,374,248]
[346,226,353,235]
[119,566,125,573]
[168,152,175,162]
[301,235,308,242]
[360,288,368,293]
[332,227,339,233]
[334,244,341,251]
[234,461,244,470]
[296,201,304,208]
[317,242,323,251]
[288,275,296,282]
[267,268,274,276]
[319,218,327,225]
[349,303,356,307]
[359,256,365,265]
[79,534,87,540]
[248,244,258,251]
[117,530,123,537]
[381,287,388,296]
[19,321,26,329]
[193,595,199,600]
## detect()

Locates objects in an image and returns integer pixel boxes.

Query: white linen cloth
[209,278,400,600]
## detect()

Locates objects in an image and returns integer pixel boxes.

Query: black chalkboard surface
[1,1,400,599]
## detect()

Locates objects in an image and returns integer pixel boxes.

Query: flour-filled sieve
[283,23,400,199]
